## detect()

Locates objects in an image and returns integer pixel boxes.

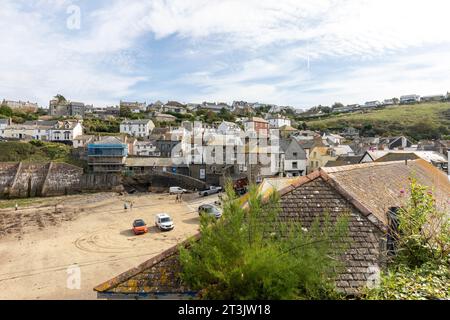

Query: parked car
[198,204,222,219]
[155,213,174,231]
[199,186,223,197]
[169,187,187,195]
[132,219,148,235]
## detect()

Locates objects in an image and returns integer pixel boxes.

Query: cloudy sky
[1,0,450,109]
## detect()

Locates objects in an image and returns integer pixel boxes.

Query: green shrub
[394,179,450,267]
[179,184,349,300]
[365,263,450,300]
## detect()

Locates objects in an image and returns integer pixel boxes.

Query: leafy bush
[364,179,450,300]
[179,184,349,300]
[365,263,450,300]
[394,179,449,267]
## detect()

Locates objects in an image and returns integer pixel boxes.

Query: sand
[0,192,217,300]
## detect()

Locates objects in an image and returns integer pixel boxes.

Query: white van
[155,213,174,231]
[169,187,187,195]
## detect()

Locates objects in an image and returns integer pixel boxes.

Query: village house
[363,101,381,108]
[0,118,11,135]
[200,102,231,113]
[378,136,414,150]
[244,117,269,135]
[124,157,190,177]
[47,120,84,144]
[93,160,450,299]
[400,94,421,104]
[120,119,155,138]
[295,136,325,160]
[49,99,87,117]
[163,101,188,114]
[1,122,50,140]
[278,138,307,177]
[267,115,291,128]
[120,101,146,113]
[152,112,177,123]
[2,99,39,113]
[308,147,339,172]
[279,125,299,139]
[87,136,128,173]
[420,94,446,103]
[72,135,95,149]
[341,127,360,140]
[325,155,365,167]
[217,121,242,134]
[133,140,161,157]
[0,120,81,142]
[323,133,345,146]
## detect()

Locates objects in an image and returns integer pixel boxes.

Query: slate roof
[121,119,154,125]
[279,138,307,160]
[325,155,364,167]
[94,237,197,298]
[320,160,450,226]
[125,157,188,167]
[277,176,383,295]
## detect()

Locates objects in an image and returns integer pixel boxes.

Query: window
[292,162,298,169]
[387,207,400,255]
[293,152,298,158]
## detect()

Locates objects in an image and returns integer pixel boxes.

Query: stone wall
[0,163,19,196]
[123,171,207,193]
[0,162,122,199]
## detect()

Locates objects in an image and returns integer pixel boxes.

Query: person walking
[15,203,18,211]
[124,202,128,211]
[130,201,133,211]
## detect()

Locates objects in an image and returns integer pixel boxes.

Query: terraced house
[94,160,449,299]
[120,119,155,138]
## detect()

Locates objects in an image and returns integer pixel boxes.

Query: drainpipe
[448,148,450,181]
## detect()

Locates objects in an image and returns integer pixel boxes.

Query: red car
[132,219,148,235]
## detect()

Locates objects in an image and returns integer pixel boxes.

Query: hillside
[305,102,450,140]
[0,141,86,168]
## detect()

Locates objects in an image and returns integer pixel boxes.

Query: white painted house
[120,119,155,138]
[48,120,84,143]
[0,118,11,137]
[217,121,242,134]
[133,140,161,157]
[267,115,291,129]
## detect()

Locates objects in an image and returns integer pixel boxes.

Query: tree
[332,102,344,110]
[179,183,349,300]
[0,105,13,117]
[119,106,133,118]
[218,107,236,122]
[54,94,67,104]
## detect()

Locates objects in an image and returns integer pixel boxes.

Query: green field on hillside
[306,102,450,140]
[0,141,86,168]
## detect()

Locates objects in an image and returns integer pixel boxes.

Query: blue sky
[1,0,450,110]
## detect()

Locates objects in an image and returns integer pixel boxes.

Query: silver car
[198,204,222,219]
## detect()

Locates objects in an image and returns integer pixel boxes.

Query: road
[0,192,218,300]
